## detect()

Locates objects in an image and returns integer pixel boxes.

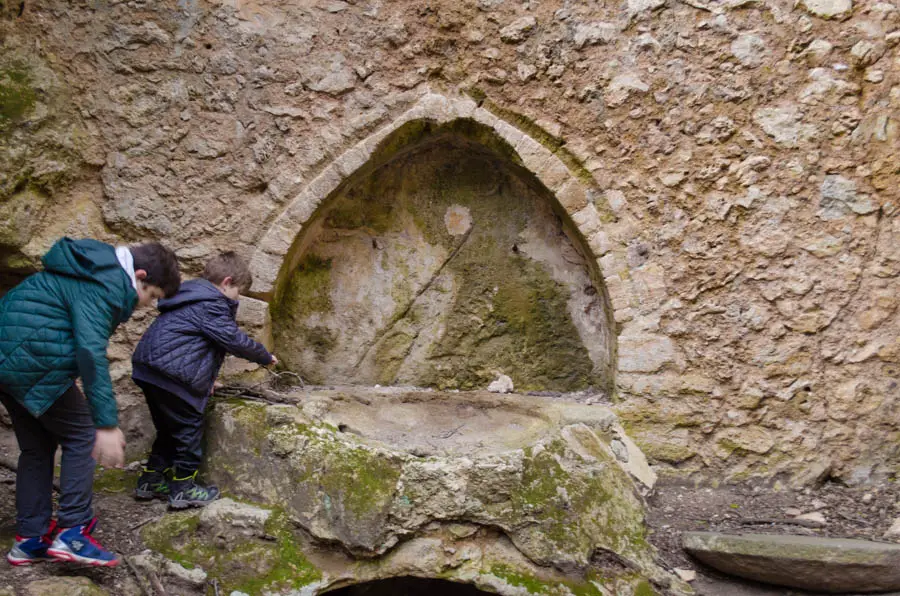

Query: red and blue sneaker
[7,521,57,566]
[46,518,119,567]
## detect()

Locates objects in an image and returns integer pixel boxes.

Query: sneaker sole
[134,489,168,501]
[7,555,54,566]
[46,548,119,567]
[168,495,221,510]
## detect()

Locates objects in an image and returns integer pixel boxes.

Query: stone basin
[683,531,900,593]
[185,387,685,595]
[311,387,584,456]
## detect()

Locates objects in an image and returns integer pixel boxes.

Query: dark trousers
[0,385,96,537]
[137,381,204,475]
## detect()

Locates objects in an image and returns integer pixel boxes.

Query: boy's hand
[93,427,126,468]
[269,354,278,366]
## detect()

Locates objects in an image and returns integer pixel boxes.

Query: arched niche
[265,117,616,394]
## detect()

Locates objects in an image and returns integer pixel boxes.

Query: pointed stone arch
[249,92,638,390]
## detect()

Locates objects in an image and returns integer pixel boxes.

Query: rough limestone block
[304,164,343,203]
[236,296,270,334]
[572,204,602,236]
[801,0,852,19]
[683,532,900,593]
[417,93,458,123]
[258,216,295,256]
[249,251,280,295]
[555,178,588,213]
[614,307,636,324]
[513,134,553,176]
[533,154,571,193]
[618,334,676,373]
[447,96,478,119]
[336,141,373,177]
[472,106,501,129]
[489,118,525,150]
[599,252,622,276]
[285,189,320,225]
[603,274,630,310]
[587,230,612,257]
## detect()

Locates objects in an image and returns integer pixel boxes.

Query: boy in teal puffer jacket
[0,237,180,567]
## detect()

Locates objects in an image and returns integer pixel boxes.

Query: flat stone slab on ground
[683,532,900,593]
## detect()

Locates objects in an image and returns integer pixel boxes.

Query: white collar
[115,246,138,291]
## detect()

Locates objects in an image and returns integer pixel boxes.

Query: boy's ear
[135,269,148,281]
[221,276,234,287]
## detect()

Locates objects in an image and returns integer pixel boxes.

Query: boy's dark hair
[202,251,253,292]
[130,242,181,298]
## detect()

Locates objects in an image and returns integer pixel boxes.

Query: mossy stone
[0,62,36,134]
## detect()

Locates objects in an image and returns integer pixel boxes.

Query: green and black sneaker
[134,467,170,501]
[168,470,220,509]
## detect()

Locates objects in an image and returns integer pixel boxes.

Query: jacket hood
[158,279,238,313]
[40,236,138,324]
[43,238,125,282]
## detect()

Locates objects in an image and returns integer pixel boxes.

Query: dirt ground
[647,481,900,596]
[0,443,898,595]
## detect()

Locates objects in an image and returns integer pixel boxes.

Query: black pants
[0,385,96,537]
[137,381,204,475]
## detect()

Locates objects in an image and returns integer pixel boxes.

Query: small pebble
[675,568,697,582]
[862,493,874,504]
[796,511,827,527]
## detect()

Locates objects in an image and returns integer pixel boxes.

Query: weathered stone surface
[885,517,900,541]
[22,577,109,596]
[753,105,819,147]
[618,334,677,373]
[606,73,650,107]
[818,174,877,219]
[714,426,775,456]
[499,16,536,43]
[573,22,618,48]
[801,0,852,19]
[684,532,900,593]
[731,34,768,68]
[626,0,666,20]
[129,552,208,588]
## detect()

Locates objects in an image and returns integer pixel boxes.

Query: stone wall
[0,0,898,485]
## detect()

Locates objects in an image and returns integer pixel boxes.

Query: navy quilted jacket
[132,279,273,404]
[0,238,138,427]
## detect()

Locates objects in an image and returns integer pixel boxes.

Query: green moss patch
[142,507,322,593]
[0,62,36,133]
[93,468,134,494]
[487,563,654,596]
[504,438,649,564]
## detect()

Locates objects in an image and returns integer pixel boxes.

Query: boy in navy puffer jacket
[131,252,276,508]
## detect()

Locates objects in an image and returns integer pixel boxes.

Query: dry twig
[738,517,825,529]
[129,516,160,532]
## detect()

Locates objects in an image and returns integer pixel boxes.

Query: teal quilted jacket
[0,238,138,427]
